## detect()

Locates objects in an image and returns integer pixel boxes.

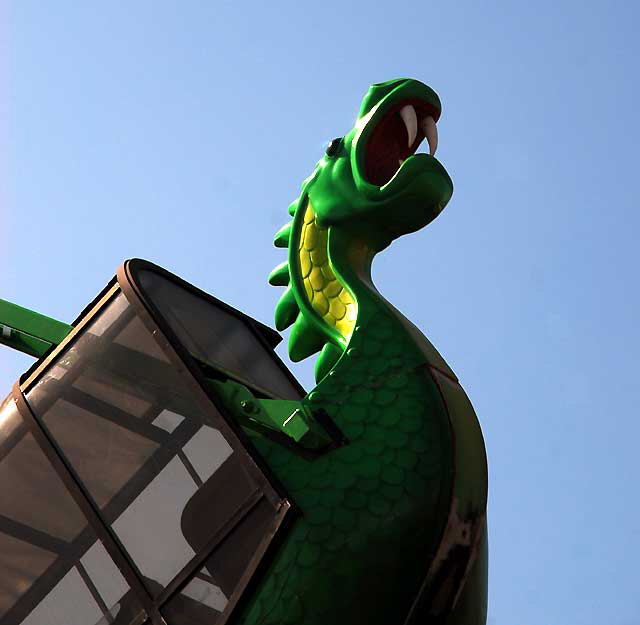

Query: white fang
[422,116,438,156]
[399,105,418,148]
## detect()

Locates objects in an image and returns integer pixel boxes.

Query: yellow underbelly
[298,202,357,339]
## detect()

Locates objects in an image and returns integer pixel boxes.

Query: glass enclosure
[1,262,295,625]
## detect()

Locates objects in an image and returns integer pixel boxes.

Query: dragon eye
[325,137,342,157]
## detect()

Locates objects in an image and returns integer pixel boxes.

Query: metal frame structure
[3,260,303,625]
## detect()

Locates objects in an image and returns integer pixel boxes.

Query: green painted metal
[0,298,73,358]
[231,78,488,625]
[205,378,332,449]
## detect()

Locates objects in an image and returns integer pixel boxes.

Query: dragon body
[237,79,487,625]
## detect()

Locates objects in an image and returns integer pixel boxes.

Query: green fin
[314,342,343,382]
[288,315,326,362]
[274,287,299,331]
[268,262,290,287]
[274,222,292,248]
[288,198,299,216]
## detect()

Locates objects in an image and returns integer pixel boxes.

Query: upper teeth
[399,105,438,156]
[421,116,438,156]
[399,105,418,147]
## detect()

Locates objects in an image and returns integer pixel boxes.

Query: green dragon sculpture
[237,79,489,625]
[0,76,488,625]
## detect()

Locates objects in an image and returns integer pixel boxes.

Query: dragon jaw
[308,78,453,248]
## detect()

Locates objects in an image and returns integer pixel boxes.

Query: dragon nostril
[325,137,342,157]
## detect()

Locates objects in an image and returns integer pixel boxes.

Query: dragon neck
[292,198,426,383]
[273,195,443,383]
[296,200,362,347]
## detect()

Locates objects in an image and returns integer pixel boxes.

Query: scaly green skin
[235,79,488,625]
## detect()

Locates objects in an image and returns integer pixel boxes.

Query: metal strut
[0,298,72,358]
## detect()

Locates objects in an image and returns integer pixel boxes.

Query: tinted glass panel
[24,292,287,607]
[163,498,278,625]
[137,269,302,399]
[0,393,144,625]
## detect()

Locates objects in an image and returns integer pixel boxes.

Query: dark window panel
[162,498,279,625]
[72,375,153,419]
[41,399,159,510]
[113,316,170,363]
[136,269,302,399]
[199,497,277,597]
[0,533,56,619]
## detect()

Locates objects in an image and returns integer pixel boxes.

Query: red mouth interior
[364,99,439,187]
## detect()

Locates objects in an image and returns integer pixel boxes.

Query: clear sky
[3,2,640,624]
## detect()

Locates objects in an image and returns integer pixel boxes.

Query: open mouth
[364,99,439,187]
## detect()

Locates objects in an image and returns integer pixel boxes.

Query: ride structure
[0,78,487,625]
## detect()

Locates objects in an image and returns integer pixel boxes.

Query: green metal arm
[0,299,73,358]
[191,355,334,450]
[203,378,332,451]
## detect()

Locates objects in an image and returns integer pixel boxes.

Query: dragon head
[302,78,453,251]
[270,79,454,374]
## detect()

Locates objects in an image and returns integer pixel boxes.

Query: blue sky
[3,2,640,623]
